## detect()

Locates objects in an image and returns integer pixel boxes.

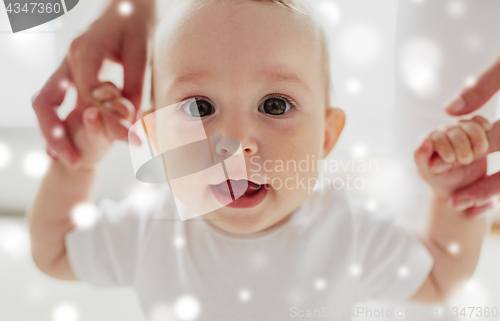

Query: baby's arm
[28,157,97,280]
[28,84,136,280]
[410,116,492,303]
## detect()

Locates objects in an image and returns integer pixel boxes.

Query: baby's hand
[414,116,492,200]
[47,83,138,170]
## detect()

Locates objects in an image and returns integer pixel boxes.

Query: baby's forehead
[153,0,325,95]
[155,0,320,49]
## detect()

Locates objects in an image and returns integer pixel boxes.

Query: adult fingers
[32,61,81,168]
[485,119,500,154]
[122,34,148,113]
[67,36,105,107]
[444,56,500,116]
[465,201,496,219]
[449,171,500,209]
[46,144,58,160]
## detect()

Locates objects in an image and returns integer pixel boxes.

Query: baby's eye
[181,99,215,117]
[258,97,292,115]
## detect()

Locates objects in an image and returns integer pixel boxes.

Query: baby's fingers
[458,119,489,154]
[102,97,136,123]
[83,107,106,139]
[445,126,474,165]
[92,82,136,123]
[91,82,121,103]
[100,111,142,146]
[430,131,455,163]
[414,137,434,177]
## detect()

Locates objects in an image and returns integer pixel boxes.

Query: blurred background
[1,0,500,320]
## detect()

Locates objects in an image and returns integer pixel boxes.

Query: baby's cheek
[256,112,324,192]
[264,155,322,196]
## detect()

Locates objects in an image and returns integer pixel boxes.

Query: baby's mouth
[212,179,263,198]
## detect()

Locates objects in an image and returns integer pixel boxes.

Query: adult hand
[444,56,500,116]
[32,0,155,168]
[443,57,500,216]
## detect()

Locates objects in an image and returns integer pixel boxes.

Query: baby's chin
[203,206,291,235]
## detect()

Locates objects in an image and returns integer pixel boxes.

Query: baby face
[152,0,343,234]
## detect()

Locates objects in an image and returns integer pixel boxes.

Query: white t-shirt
[65,183,433,321]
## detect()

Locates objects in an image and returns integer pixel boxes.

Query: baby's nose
[213,136,257,157]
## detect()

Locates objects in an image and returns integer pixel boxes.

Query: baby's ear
[323,107,345,158]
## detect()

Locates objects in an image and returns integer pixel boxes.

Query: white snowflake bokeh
[397,266,410,279]
[52,303,79,321]
[400,37,443,98]
[117,1,134,17]
[349,264,362,277]
[173,295,201,321]
[23,151,50,178]
[238,289,252,302]
[314,278,327,291]
[51,125,65,140]
[71,203,100,230]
